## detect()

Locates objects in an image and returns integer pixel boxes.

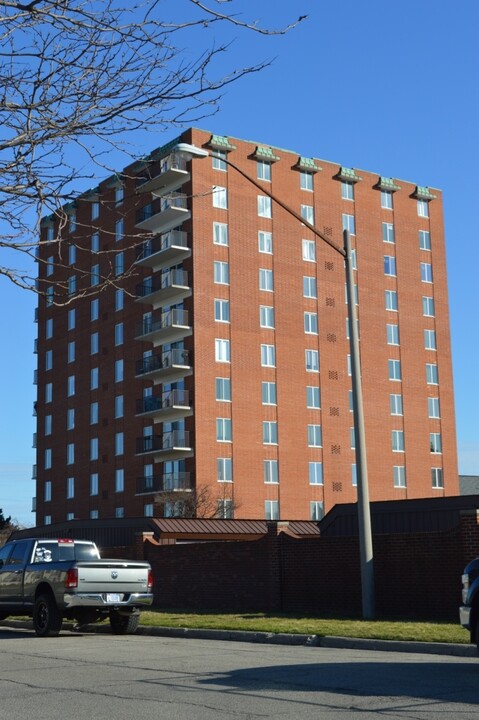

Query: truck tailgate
[75,562,150,594]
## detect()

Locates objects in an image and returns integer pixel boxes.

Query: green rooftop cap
[253,145,280,162]
[377,176,401,192]
[209,134,237,152]
[295,156,322,173]
[413,185,437,201]
[337,167,362,183]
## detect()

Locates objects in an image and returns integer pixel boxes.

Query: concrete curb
[2,619,477,657]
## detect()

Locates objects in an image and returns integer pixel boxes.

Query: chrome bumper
[459,605,471,629]
[64,592,153,609]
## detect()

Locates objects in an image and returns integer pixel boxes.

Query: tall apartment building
[33,127,458,525]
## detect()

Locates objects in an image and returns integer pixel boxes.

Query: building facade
[33,127,458,524]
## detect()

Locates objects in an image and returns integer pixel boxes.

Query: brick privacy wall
[138,514,479,620]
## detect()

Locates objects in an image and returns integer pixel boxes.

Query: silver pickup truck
[0,537,153,636]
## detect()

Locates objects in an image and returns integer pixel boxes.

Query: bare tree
[155,483,238,519]
[0,0,305,296]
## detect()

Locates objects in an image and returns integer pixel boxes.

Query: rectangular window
[91,298,99,322]
[302,239,316,262]
[428,397,440,418]
[212,150,227,171]
[393,466,406,488]
[381,191,393,210]
[67,308,75,330]
[66,408,75,430]
[388,359,401,381]
[216,418,232,442]
[305,349,319,372]
[260,305,275,329]
[307,424,322,447]
[44,480,52,502]
[217,458,232,482]
[386,324,400,345]
[115,289,124,311]
[432,467,443,489]
[351,464,357,486]
[46,256,54,276]
[66,477,74,499]
[91,367,99,390]
[115,219,124,242]
[262,381,277,405]
[67,443,74,465]
[212,186,227,209]
[265,500,279,521]
[45,414,52,436]
[385,290,398,311]
[417,199,429,218]
[214,260,229,285]
[68,275,76,295]
[91,232,100,253]
[90,473,99,496]
[215,338,230,363]
[214,299,230,323]
[115,186,124,205]
[46,286,54,307]
[341,181,354,200]
[258,230,273,254]
[304,311,318,334]
[392,430,405,452]
[261,344,275,367]
[115,432,124,456]
[259,268,274,291]
[69,214,76,233]
[67,375,75,397]
[115,394,124,418]
[257,161,271,181]
[90,332,99,355]
[424,329,437,350]
[342,213,355,234]
[115,322,124,346]
[430,432,442,453]
[382,222,395,243]
[45,349,53,371]
[419,230,431,250]
[384,255,396,276]
[68,244,76,265]
[303,276,317,298]
[45,382,52,403]
[263,421,278,445]
[91,202,99,220]
[301,204,314,224]
[46,318,53,339]
[90,264,100,287]
[114,359,123,383]
[90,437,99,461]
[213,222,228,246]
[115,468,124,493]
[264,460,279,484]
[216,377,231,402]
[310,501,324,521]
[426,363,438,385]
[422,296,435,317]
[90,401,99,425]
[115,252,124,276]
[300,171,313,191]
[306,386,320,409]
[258,195,272,218]
[390,394,403,416]
[44,448,52,470]
[309,462,323,485]
[421,262,433,283]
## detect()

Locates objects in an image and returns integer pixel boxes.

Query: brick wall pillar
[460,510,479,564]
[265,522,283,612]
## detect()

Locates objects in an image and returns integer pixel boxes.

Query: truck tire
[33,593,63,637]
[109,610,140,635]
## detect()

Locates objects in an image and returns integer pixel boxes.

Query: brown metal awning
[148,518,269,541]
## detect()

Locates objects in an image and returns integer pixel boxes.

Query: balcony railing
[136,269,189,304]
[136,430,191,455]
[135,193,189,234]
[136,472,192,495]
[136,389,191,419]
[136,230,188,262]
[136,153,189,198]
[135,308,190,341]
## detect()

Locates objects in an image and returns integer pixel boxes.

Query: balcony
[135,308,192,346]
[136,389,192,423]
[135,230,190,272]
[136,153,189,198]
[135,193,190,235]
[135,349,192,383]
[136,431,192,462]
[136,472,192,496]
[136,269,191,308]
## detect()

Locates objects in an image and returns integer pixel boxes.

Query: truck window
[74,544,100,561]
[8,541,30,565]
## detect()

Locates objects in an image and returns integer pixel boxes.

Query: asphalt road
[1,626,479,720]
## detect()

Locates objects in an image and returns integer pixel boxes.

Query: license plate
[106,593,121,603]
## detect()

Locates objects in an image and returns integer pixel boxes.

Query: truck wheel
[109,610,140,635]
[33,593,63,637]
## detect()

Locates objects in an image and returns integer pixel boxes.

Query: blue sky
[1,0,477,526]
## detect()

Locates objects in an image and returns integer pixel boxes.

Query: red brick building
[34,127,458,524]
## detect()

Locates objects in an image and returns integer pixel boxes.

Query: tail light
[65,568,78,589]
[147,569,153,590]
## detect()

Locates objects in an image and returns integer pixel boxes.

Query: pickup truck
[0,537,153,636]
[460,557,479,650]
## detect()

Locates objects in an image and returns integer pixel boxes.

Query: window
[91,299,99,322]
[90,264,100,286]
[115,322,123,346]
[217,458,233,482]
[115,432,124,456]
[426,363,438,385]
[384,255,396,276]
[115,468,124,492]
[341,181,354,200]
[215,338,230,363]
[300,171,313,191]
[392,430,405,452]
[44,480,52,502]
[90,438,99,461]
[90,332,99,355]
[352,464,357,487]
[45,414,52,435]
[46,256,54,276]
[91,202,99,220]
[212,150,227,171]
[419,230,431,250]
[46,318,53,339]
[390,394,403,416]
[381,191,393,210]
[382,222,395,244]
[388,359,401,381]
[342,213,355,234]
[67,443,74,465]
[422,296,435,317]
[67,308,75,330]
[115,289,124,311]
[213,222,228,246]
[263,421,278,445]
[307,424,322,447]
[259,268,274,292]
[261,344,275,367]
[45,382,52,403]
[214,260,229,285]
[309,462,323,485]
[432,467,443,489]
[393,466,406,488]
[67,375,75,397]
[115,186,124,205]
[302,239,316,262]
[262,381,277,405]
[91,232,100,253]
[258,231,273,254]
[91,367,99,390]
[417,199,429,217]
[424,329,437,350]
[306,386,320,409]
[350,427,356,450]
[46,286,54,307]
[115,219,124,242]
[90,509,99,519]
[90,401,98,425]
[385,290,398,311]
[265,500,279,520]
[67,408,75,430]
[430,432,442,453]
[257,161,271,181]
[115,507,125,518]
[66,477,74,499]
[264,460,279,484]
[386,324,400,345]
[44,448,52,470]
[216,418,232,442]
[428,397,440,418]
[112,394,123,419]
[310,501,324,521]
[68,275,76,295]
[305,349,319,372]
[212,186,227,209]
[44,515,52,525]
[69,214,76,233]
[115,252,124,276]
[68,244,76,265]
[258,195,272,218]
[304,311,318,334]
[301,204,314,225]
[214,299,230,323]
[114,359,123,382]
[45,349,52,371]
[217,500,234,519]
[421,262,433,283]
[216,377,231,402]
[303,276,317,298]
[260,305,275,328]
